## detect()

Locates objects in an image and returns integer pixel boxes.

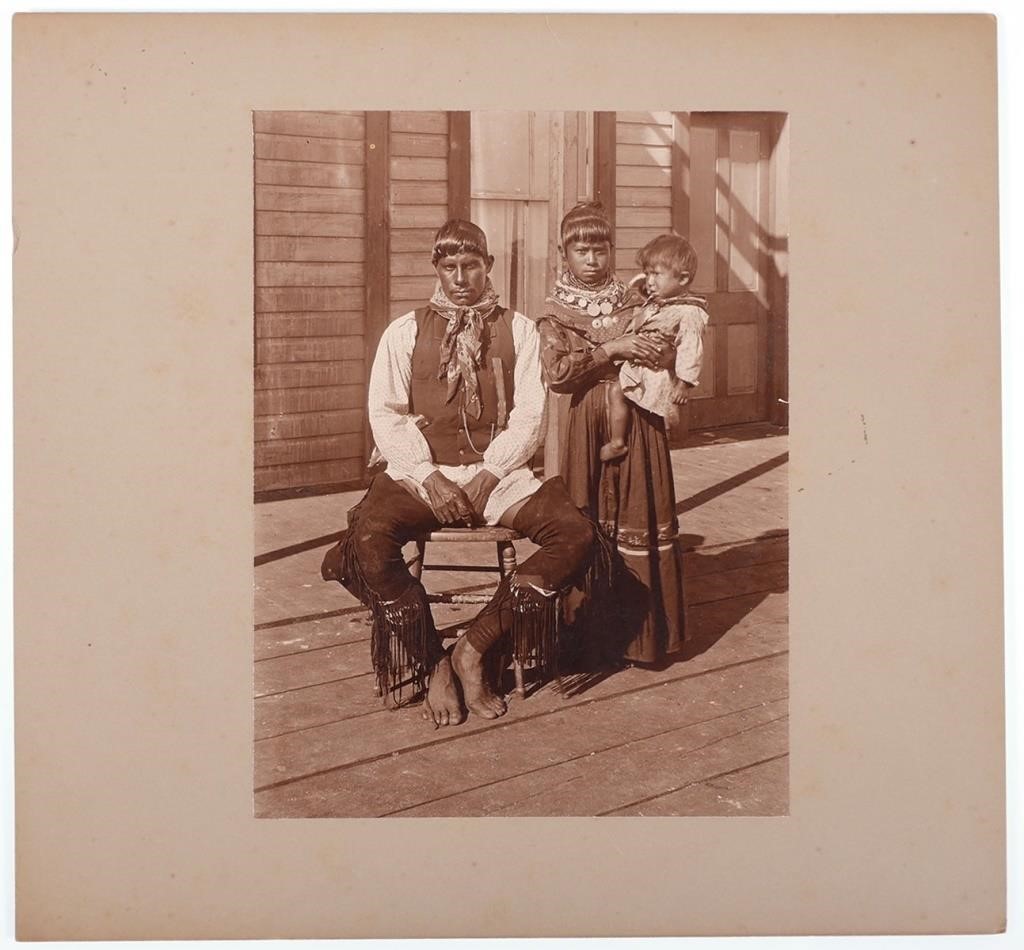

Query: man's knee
[349,511,402,584]
[518,481,594,556]
[557,512,596,571]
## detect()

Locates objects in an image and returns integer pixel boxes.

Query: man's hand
[463,469,500,522]
[670,378,692,405]
[422,471,476,525]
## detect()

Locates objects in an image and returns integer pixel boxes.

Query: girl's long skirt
[560,378,686,663]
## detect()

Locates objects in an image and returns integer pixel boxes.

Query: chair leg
[497,539,517,578]
[513,659,526,698]
[499,541,524,695]
[409,539,426,581]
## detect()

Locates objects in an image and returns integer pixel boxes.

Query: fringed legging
[321,474,606,701]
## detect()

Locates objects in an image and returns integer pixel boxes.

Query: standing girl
[536,202,688,665]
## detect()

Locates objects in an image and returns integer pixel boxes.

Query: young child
[599,233,710,461]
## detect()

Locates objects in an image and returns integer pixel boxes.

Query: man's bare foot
[599,440,628,462]
[451,636,507,719]
[421,654,464,727]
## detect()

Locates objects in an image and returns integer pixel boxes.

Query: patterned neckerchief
[428,279,501,420]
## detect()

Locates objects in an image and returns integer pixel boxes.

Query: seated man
[322,219,603,727]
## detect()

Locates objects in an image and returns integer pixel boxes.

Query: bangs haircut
[431,219,490,265]
[560,201,613,248]
[637,233,698,284]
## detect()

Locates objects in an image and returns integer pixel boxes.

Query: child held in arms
[600,233,710,462]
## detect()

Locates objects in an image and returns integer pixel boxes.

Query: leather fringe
[510,582,560,684]
[321,527,433,705]
[506,508,617,683]
[373,584,434,704]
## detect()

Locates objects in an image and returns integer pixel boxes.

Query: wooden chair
[408,526,533,697]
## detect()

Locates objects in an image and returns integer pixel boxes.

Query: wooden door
[686,113,775,429]
[469,111,587,321]
[469,111,592,476]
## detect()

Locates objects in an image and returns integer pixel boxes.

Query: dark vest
[409,306,516,466]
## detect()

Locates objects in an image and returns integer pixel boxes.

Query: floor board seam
[489,715,789,819]
[257,703,385,742]
[255,668,373,699]
[254,650,789,792]
[597,751,789,816]
[382,701,789,817]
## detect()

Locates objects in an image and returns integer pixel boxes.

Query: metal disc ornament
[599,300,614,315]
[587,302,602,317]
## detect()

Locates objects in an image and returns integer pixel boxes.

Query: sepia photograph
[13,9,1007,938]
[253,109,790,818]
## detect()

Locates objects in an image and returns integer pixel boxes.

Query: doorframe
[364,111,391,465]
[448,111,472,220]
[593,111,617,227]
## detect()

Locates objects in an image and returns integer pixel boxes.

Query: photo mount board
[13,13,1004,939]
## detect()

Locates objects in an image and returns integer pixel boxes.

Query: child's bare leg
[600,380,631,462]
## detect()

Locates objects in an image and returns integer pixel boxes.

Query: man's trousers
[321,474,603,700]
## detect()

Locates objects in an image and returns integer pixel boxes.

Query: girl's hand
[628,272,651,298]
[655,341,676,370]
[602,333,663,366]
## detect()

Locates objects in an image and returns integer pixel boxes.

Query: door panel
[689,290,770,428]
[685,114,773,429]
[689,124,718,296]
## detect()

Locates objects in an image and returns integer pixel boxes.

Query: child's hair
[637,233,698,286]
[560,201,613,248]
[431,219,490,265]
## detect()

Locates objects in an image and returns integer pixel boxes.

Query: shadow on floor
[677,452,788,516]
[682,423,788,449]
[553,531,788,698]
[255,530,344,567]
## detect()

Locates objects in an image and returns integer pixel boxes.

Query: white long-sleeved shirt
[367,309,546,524]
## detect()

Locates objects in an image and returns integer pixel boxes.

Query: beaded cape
[540,271,645,345]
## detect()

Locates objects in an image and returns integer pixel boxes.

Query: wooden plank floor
[254,422,789,817]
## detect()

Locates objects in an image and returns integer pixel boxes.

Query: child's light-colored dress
[619,296,710,417]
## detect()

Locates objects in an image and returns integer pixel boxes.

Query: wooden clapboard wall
[384,111,468,320]
[387,111,451,319]
[612,111,675,280]
[253,111,368,494]
[254,110,466,496]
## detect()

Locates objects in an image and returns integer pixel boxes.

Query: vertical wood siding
[253,111,368,493]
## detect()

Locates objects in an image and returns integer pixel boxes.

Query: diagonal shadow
[677,451,788,515]
[683,423,786,449]
[254,530,344,568]
[556,529,788,697]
